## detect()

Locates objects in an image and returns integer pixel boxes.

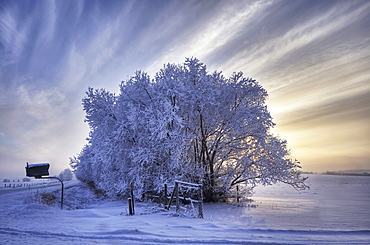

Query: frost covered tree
[71,58,308,201]
[58,168,73,181]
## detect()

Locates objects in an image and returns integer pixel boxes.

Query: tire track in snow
[0,227,270,244]
[1,227,369,244]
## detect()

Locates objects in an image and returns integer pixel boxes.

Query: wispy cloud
[222,1,370,76]
[0,3,28,66]
[144,1,274,75]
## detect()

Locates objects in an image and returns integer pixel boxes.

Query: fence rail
[165,180,203,218]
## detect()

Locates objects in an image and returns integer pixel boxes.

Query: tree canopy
[71,58,308,201]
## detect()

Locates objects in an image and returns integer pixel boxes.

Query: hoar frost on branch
[70,58,308,202]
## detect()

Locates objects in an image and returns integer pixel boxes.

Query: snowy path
[0,175,369,244]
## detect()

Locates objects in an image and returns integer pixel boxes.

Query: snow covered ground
[0,174,369,244]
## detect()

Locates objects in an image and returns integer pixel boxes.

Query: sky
[0,0,369,178]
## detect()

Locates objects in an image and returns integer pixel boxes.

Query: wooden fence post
[199,187,204,218]
[164,183,168,203]
[236,185,239,203]
[175,182,180,213]
[130,182,135,215]
[128,198,133,215]
[166,184,176,210]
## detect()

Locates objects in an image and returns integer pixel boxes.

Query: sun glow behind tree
[71,58,308,201]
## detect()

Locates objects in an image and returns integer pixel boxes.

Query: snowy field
[0,174,369,244]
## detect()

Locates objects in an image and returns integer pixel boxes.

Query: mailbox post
[25,162,64,210]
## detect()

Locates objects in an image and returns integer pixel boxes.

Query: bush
[40,192,58,206]
[59,168,73,181]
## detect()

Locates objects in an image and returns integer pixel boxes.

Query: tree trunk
[199,113,216,202]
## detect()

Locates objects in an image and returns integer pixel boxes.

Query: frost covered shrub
[59,168,73,181]
[31,188,59,207]
[71,58,308,202]
[40,192,58,206]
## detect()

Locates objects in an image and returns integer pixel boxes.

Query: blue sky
[1,0,369,178]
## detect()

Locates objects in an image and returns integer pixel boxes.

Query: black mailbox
[26,163,50,178]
